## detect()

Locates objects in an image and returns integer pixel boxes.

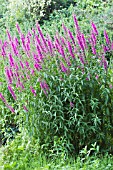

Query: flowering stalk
[104,30,110,45]
[8,85,17,100]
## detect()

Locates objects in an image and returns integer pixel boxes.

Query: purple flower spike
[9,53,15,67]
[81,33,87,49]
[20,61,24,69]
[34,63,42,71]
[5,68,12,84]
[30,86,36,96]
[8,85,17,100]
[101,56,108,70]
[60,62,68,73]
[59,45,65,59]
[0,93,7,104]
[104,30,110,45]
[16,23,21,34]
[91,45,96,55]
[6,29,12,41]
[47,38,53,55]
[36,22,48,53]
[73,14,80,32]
[1,45,6,57]
[91,22,98,35]
[11,41,18,56]
[67,41,75,59]
[39,80,49,96]
[91,32,97,46]
[77,34,84,51]
[79,56,85,65]
[103,45,109,53]
[68,29,75,45]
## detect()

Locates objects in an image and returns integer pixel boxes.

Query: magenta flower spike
[68,29,75,45]
[33,53,40,63]
[20,61,24,69]
[73,14,80,32]
[34,63,42,71]
[103,45,109,53]
[101,56,108,70]
[39,79,49,96]
[91,22,98,35]
[30,69,35,76]
[81,33,87,49]
[67,41,75,59]
[91,32,97,46]
[6,29,12,41]
[30,86,36,96]
[36,22,48,53]
[16,23,21,34]
[60,62,68,73]
[8,85,17,100]
[5,68,12,84]
[14,37,19,47]
[79,56,85,65]
[60,45,65,59]
[25,61,30,70]
[1,45,6,57]
[11,41,18,56]
[77,34,84,51]
[104,30,110,45]
[91,45,96,55]
[47,38,53,55]
[60,36,66,46]
[0,93,7,104]
[32,28,36,35]
[36,44,43,61]
[35,34,41,45]
[62,23,67,33]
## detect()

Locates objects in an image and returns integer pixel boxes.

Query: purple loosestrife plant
[0,14,113,156]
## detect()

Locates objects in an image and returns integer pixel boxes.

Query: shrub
[0,14,113,156]
[5,0,75,26]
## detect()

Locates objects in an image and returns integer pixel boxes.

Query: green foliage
[1,136,113,170]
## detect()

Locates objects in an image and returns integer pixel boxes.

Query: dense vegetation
[0,0,113,169]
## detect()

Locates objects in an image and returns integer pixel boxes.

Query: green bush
[4,0,75,27]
